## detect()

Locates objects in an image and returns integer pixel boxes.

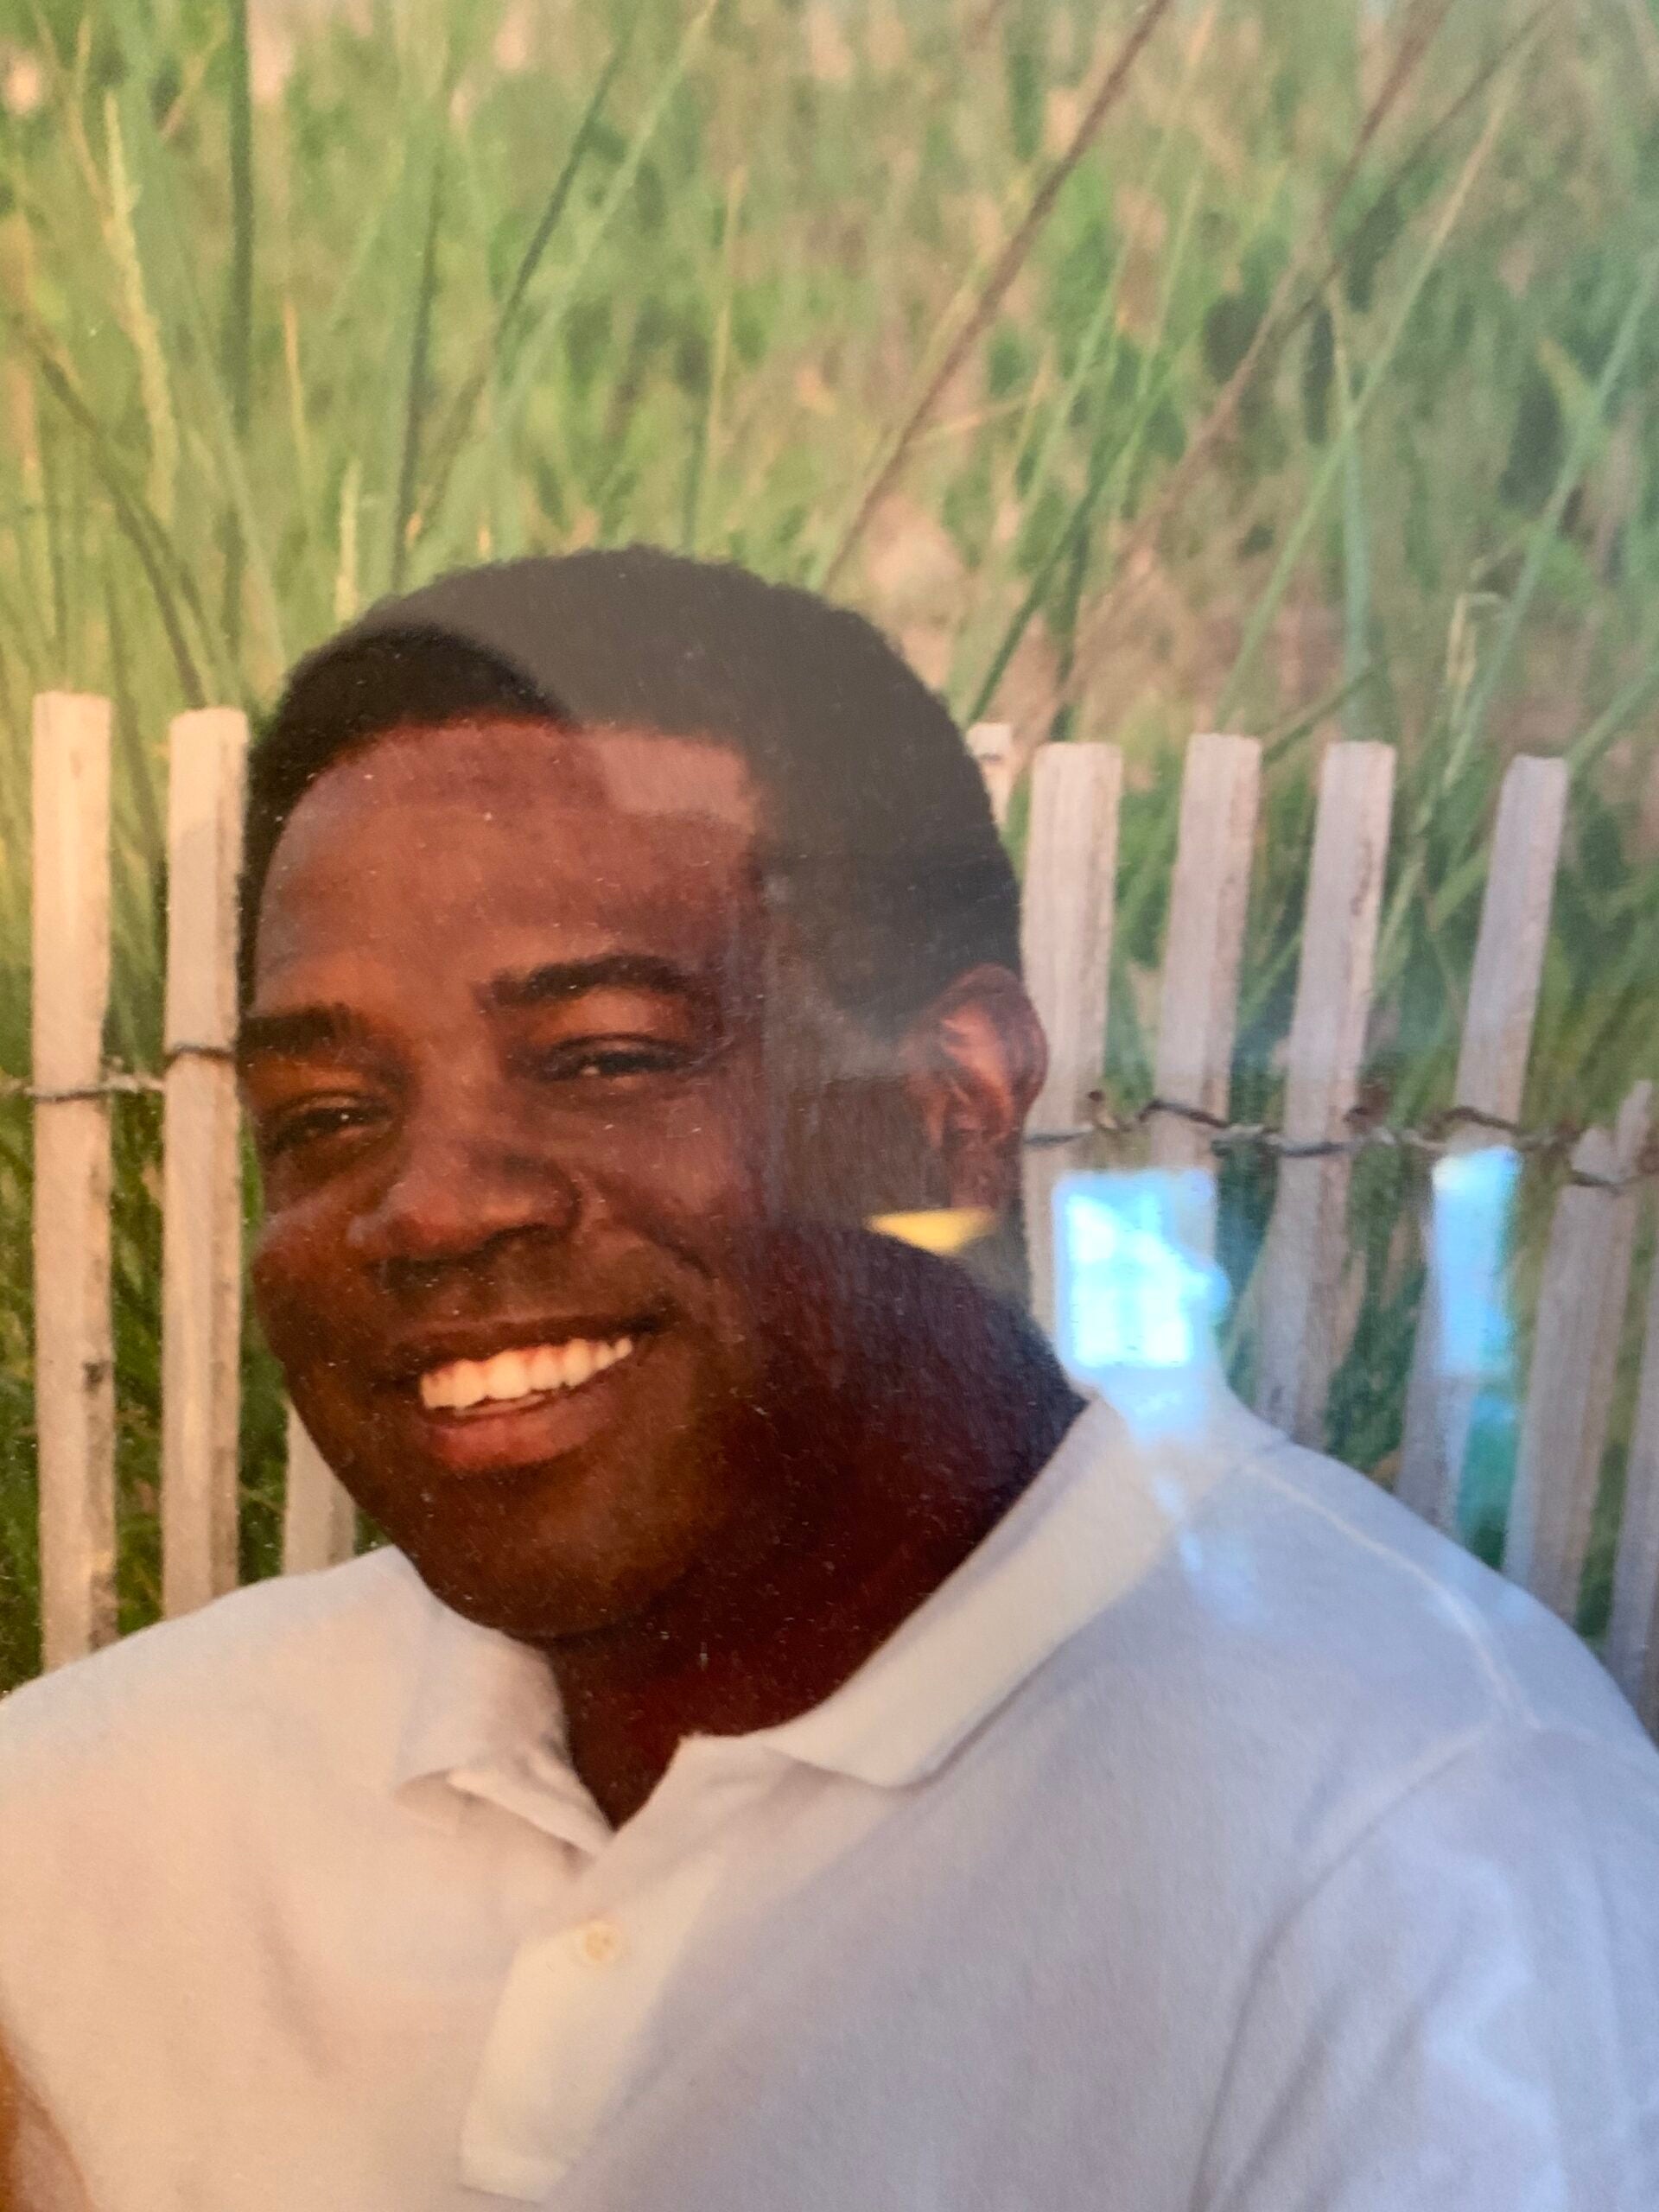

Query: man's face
[244,718,828,1642]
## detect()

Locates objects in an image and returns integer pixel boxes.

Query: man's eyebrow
[235,1004,376,1065]
[483,954,717,1015]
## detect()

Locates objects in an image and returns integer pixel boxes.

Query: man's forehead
[253,717,767,995]
[296,715,761,830]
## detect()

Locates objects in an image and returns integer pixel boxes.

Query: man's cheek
[637,1084,771,1228]
[250,1210,354,1374]
[249,1228,299,1360]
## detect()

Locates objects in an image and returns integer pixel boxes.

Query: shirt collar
[741,1380,1276,1789]
[388,1377,1279,1808]
[391,1581,565,1794]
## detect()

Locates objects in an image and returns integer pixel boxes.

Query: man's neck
[545,1249,1084,1828]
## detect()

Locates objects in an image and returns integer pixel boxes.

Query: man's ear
[899,964,1047,1212]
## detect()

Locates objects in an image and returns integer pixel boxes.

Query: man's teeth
[418,1336,636,1413]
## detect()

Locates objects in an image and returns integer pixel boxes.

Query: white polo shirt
[3,1386,1659,2211]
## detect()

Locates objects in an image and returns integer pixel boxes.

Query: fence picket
[282,1406,358,1574]
[1254,742,1395,1445]
[1505,1084,1652,1623]
[1606,1230,1659,1728]
[161,710,249,1618]
[31,694,117,1669]
[1023,742,1122,1138]
[966,721,1014,829]
[1396,756,1568,1528]
[1018,741,1122,1333]
[1148,734,1261,1243]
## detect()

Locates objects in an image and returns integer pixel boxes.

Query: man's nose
[345,1096,580,1276]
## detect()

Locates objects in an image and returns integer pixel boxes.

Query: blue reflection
[1426,1147,1521,1546]
[1053,1170,1230,1429]
[1429,1147,1519,1376]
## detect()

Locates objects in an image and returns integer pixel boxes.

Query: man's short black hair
[242,546,1020,1034]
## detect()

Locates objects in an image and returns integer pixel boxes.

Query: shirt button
[572,1917,624,1967]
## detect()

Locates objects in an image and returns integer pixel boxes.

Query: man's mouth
[391,1319,664,1477]
[417,1334,638,1414]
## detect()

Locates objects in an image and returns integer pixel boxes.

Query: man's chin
[401,1536,688,1648]
[325,1426,743,1649]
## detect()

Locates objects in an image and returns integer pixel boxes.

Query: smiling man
[3,548,1659,2212]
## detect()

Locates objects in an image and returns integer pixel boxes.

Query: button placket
[461,1839,743,2200]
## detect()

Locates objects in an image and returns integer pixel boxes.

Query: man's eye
[532,1039,698,1083]
[264,1102,384,1157]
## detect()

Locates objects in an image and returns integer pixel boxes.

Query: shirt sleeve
[1196,1722,1659,2212]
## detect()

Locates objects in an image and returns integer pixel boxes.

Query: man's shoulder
[1044,1393,1652,1793]
[986,1398,1659,1954]
[1224,1426,1643,1744]
[0,1548,430,1803]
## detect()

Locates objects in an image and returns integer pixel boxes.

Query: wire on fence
[1039,1096,1659,1192]
[5,1065,1656,1192]
[0,1043,235,1104]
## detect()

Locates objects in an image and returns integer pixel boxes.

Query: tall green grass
[3,0,1658,1686]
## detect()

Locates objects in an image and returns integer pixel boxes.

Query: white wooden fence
[17,693,1659,1732]
[27,692,353,1675]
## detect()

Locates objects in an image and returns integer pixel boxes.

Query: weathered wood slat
[1020,1144,1069,1348]
[161,709,249,1618]
[282,1405,358,1574]
[1148,734,1262,1247]
[1254,742,1395,1445]
[31,694,117,1669]
[1023,742,1122,1139]
[966,721,1014,830]
[1449,757,1573,1119]
[1396,756,1568,1529]
[1506,1084,1652,1623]
[1018,741,1122,1334]
[1607,1231,1659,1729]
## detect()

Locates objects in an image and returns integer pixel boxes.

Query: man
[3,546,1658,2209]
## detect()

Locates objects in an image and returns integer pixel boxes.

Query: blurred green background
[3,0,1659,1687]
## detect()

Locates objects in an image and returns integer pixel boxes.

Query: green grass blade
[7,318,209,706]
[681,166,746,558]
[104,95,179,531]
[417,7,644,542]
[390,140,447,592]
[421,0,721,571]
[1215,73,1517,728]
[219,0,256,654]
[112,84,287,681]
[1455,245,1659,764]
[1333,309,1372,744]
